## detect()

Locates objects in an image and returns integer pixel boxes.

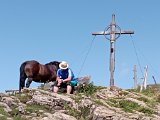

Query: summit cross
[92,14,134,86]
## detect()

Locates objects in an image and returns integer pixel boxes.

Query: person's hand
[57,79,63,86]
[58,79,62,83]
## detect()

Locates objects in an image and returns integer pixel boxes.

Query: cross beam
[92,30,134,35]
[92,14,134,86]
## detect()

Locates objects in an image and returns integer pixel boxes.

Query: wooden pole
[133,65,137,89]
[109,14,116,86]
[144,65,148,89]
[140,65,148,91]
[152,76,157,85]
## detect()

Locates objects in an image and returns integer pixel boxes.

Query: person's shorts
[69,81,77,87]
[54,80,77,88]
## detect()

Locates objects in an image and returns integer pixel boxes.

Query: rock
[1,97,17,107]
[96,88,120,99]
[79,97,93,108]
[43,112,53,119]
[0,102,12,112]
[41,117,51,120]
[43,82,55,91]
[0,114,4,117]
[7,118,13,120]
[92,106,115,120]
[39,110,44,113]
[18,105,25,114]
[1,86,160,120]
[52,112,77,120]
[31,113,37,117]
[125,97,147,107]
[77,76,91,84]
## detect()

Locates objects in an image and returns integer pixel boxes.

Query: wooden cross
[92,14,134,86]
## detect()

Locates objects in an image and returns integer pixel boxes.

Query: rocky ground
[1,84,160,120]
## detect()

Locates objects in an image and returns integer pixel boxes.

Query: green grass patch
[118,100,140,112]
[0,106,26,120]
[119,91,129,96]
[94,99,105,106]
[137,96,150,103]
[15,94,32,103]
[141,88,156,97]
[0,106,9,116]
[26,104,51,113]
[138,107,155,116]
[77,82,99,96]
[64,104,80,119]
[0,116,7,120]
[64,103,91,120]
[79,106,90,120]
[13,115,27,120]
[106,98,155,115]
[156,94,160,103]
[71,94,83,103]
[137,96,156,108]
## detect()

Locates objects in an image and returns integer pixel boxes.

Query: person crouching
[53,61,78,94]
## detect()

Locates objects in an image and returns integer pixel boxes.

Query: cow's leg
[26,78,32,88]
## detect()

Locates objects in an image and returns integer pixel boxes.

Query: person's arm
[63,69,72,83]
[56,70,63,84]
[63,76,72,83]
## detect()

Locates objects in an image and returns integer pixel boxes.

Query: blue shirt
[57,68,77,82]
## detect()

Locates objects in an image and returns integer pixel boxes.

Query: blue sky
[0,0,160,92]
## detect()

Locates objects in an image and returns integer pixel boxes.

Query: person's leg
[70,81,76,94]
[67,85,72,94]
[53,86,59,93]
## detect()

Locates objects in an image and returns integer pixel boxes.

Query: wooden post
[5,90,19,94]
[143,65,148,89]
[133,65,137,89]
[92,14,134,86]
[152,76,157,85]
[140,65,148,91]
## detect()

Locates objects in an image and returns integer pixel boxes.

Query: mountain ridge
[0,84,160,120]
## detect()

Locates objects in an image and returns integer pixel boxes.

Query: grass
[76,83,157,116]
[106,98,155,116]
[119,90,129,96]
[2,83,159,119]
[138,107,155,116]
[71,94,83,103]
[137,96,156,108]
[156,94,160,102]
[26,104,51,113]
[94,99,105,106]
[64,103,80,119]
[13,115,27,120]
[15,94,32,103]
[0,106,9,116]
[0,106,26,120]
[77,82,100,96]
[64,103,91,120]
[119,100,139,112]
[79,106,90,120]
[141,88,156,97]
[0,107,8,120]
[129,86,157,97]
[0,116,7,120]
